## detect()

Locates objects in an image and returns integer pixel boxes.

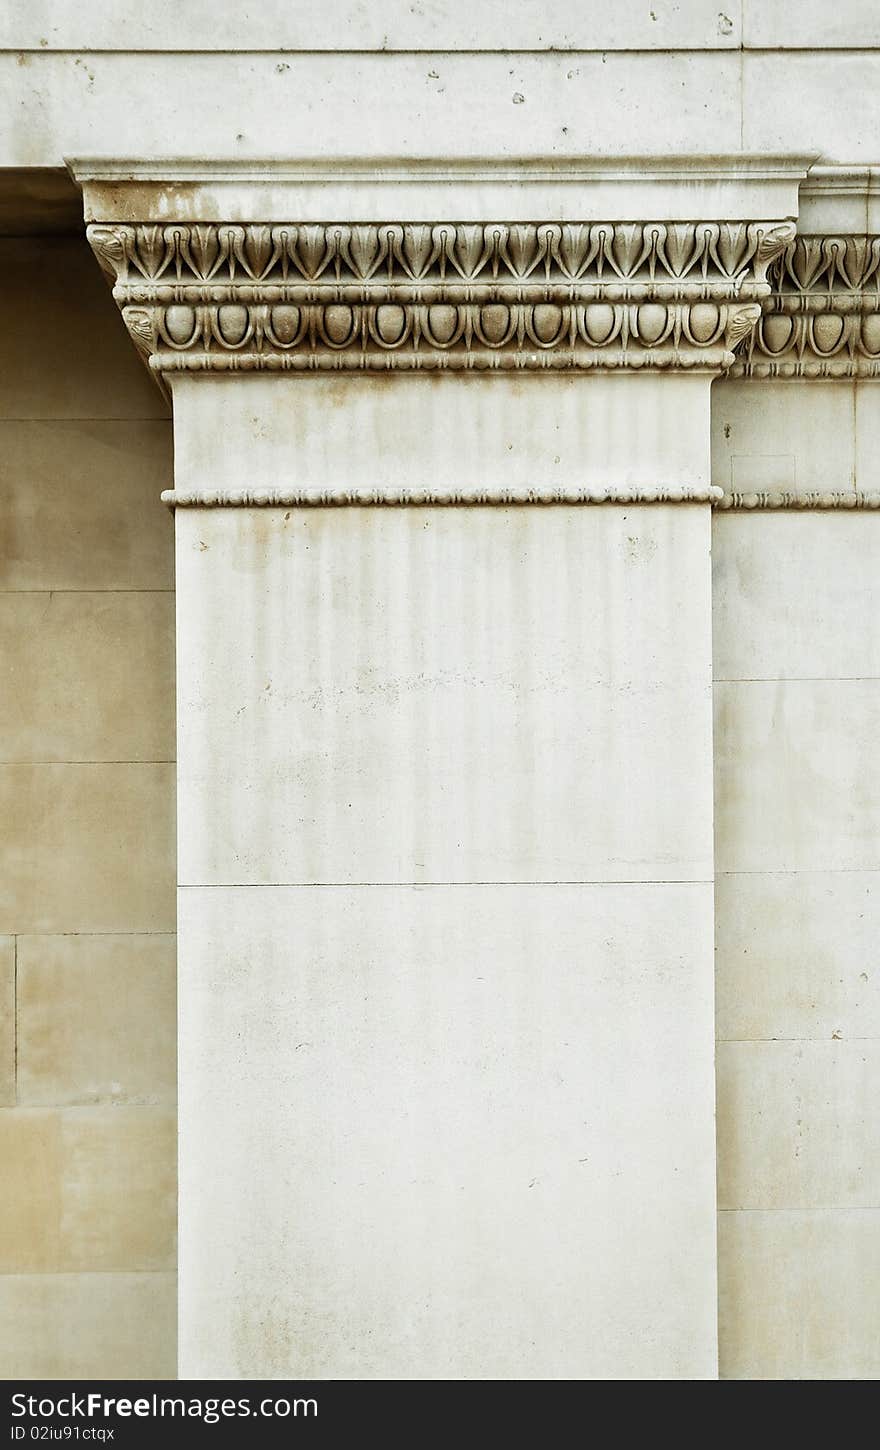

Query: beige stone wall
[0,235,176,1377]
[712,382,880,1379]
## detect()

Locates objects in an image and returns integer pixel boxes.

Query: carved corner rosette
[86,218,795,385]
[732,233,880,378]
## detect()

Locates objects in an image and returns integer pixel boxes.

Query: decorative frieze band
[87,219,793,382]
[87,218,880,381]
[732,234,880,377]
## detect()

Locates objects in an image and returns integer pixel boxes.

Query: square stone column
[74,158,804,1380]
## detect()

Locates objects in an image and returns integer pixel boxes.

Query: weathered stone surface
[0,1272,176,1380]
[179,882,717,1379]
[16,934,176,1107]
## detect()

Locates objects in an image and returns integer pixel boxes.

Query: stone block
[712,513,880,681]
[16,934,176,1106]
[177,500,713,886]
[0,419,173,591]
[0,1272,176,1380]
[0,763,176,933]
[714,680,880,873]
[719,1209,880,1380]
[717,1040,880,1210]
[0,1106,175,1272]
[0,937,12,1107]
[0,591,174,763]
[711,379,857,496]
[716,870,880,1042]
[178,881,717,1378]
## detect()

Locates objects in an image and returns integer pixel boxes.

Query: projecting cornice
[732,171,880,378]
[84,218,791,382]
[70,157,809,388]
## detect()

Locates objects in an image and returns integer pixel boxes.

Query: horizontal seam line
[718,1206,880,1215]
[0,589,175,595]
[716,1037,880,1043]
[0,417,168,423]
[714,677,880,683]
[4,47,878,56]
[715,867,880,876]
[177,879,715,888]
[0,1104,176,1111]
[0,48,749,57]
[0,1270,177,1280]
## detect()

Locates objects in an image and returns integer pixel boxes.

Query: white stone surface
[717,1040,880,1209]
[715,870,880,1042]
[171,346,717,1378]
[176,498,714,887]
[711,381,858,497]
[714,679,880,873]
[0,1,744,51]
[75,157,805,227]
[173,374,714,496]
[798,166,880,234]
[712,513,880,679]
[855,383,880,489]
[13,0,880,54]
[718,1209,880,1380]
[15,0,880,56]
[743,52,880,162]
[743,1,880,49]
[178,882,717,1380]
[712,458,880,1385]
[8,49,880,170]
[4,53,744,167]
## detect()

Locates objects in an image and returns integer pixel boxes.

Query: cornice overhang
[70,156,811,225]
[69,156,807,390]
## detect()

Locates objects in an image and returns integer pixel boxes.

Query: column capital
[71,157,805,389]
[733,169,880,379]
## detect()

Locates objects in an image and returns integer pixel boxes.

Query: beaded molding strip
[161,486,880,510]
[162,484,724,508]
[714,490,880,509]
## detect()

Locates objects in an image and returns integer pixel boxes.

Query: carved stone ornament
[86,219,796,387]
[714,489,880,510]
[161,483,725,508]
[733,234,880,377]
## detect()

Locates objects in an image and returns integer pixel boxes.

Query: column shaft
[174,373,718,1378]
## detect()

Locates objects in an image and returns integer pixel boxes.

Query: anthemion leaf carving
[733,233,880,377]
[86,219,796,386]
